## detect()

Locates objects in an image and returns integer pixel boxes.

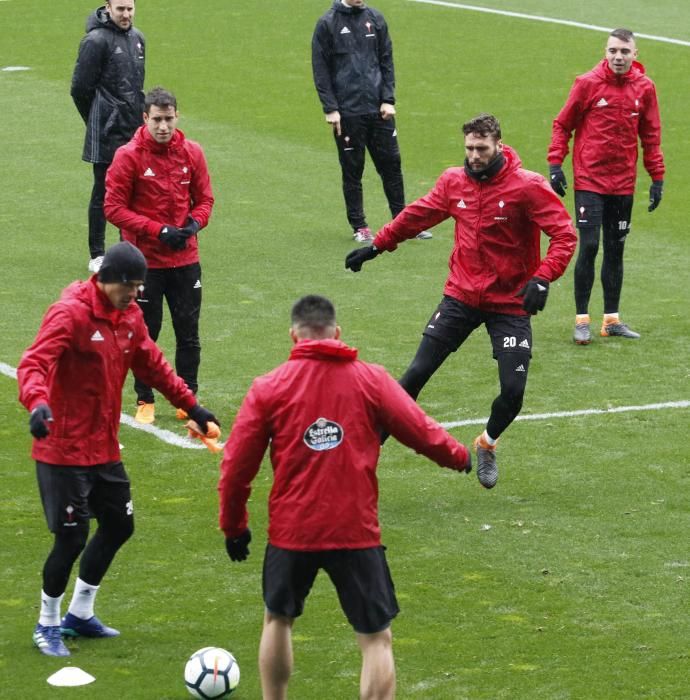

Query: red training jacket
[373,145,576,315]
[104,126,214,268]
[548,59,664,195]
[18,277,197,466]
[218,339,470,549]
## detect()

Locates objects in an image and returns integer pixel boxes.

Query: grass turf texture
[0,0,688,697]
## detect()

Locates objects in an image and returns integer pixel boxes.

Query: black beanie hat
[98,242,147,283]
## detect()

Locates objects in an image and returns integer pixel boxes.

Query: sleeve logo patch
[303,417,344,451]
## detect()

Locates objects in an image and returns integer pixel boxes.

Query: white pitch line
[0,360,213,451]
[440,400,690,429]
[0,361,17,379]
[119,413,210,450]
[408,0,690,47]
[2,361,687,444]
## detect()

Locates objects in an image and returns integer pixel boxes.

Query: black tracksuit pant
[134,263,202,403]
[334,113,405,230]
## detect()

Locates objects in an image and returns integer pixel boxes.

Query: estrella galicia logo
[303,417,344,452]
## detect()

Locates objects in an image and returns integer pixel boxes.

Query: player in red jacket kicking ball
[346,113,576,490]
[219,294,471,700]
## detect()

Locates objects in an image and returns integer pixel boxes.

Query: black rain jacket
[71,6,146,163]
[312,2,395,117]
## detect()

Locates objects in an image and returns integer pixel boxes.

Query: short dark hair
[291,295,336,335]
[610,28,635,43]
[462,113,501,139]
[144,87,177,114]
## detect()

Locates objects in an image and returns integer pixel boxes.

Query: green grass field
[1,1,688,697]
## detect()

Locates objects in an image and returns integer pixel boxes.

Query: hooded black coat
[71,6,146,164]
[312,1,395,117]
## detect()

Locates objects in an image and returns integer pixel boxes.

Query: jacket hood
[593,58,646,84]
[501,144,522,172]
[60,277,126,323]
[289,338,358,362]
[86,6,128,33]
[132,125,186,154]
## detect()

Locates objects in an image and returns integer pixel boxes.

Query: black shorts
[36,461,133,534]
[262,544,399,634]
[574,191,634,236]
[423,296,533,359]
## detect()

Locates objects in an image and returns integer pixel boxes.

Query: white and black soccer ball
[184,646,240,699]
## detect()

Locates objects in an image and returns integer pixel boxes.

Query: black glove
[159,225,188,250]
[29,404,53,439]
[648,180,663,212]
[345,245,380,272]
[225,529,251,562]
[549,164,567,197]
[517,277,550,314]
[188,403,220,434]
[181,217,201,237]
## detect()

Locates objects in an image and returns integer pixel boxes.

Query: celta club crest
[365,21,372,33]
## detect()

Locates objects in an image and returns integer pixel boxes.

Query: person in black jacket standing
[312,0,431,243]
[71,1,145,273]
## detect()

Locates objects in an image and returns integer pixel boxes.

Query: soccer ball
[184,647,240,699]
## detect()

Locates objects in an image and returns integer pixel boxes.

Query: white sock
[483,430,497,447]
[39,590,64,627]
[68,578,99,620]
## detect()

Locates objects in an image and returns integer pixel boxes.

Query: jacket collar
[596,58,645,84]
[88,276,127,323]
[134,125,185,154]
[289,338,358,361]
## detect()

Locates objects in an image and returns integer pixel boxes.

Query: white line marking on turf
[0,360,209,450]
[408,0,690,47]
[2,361,686,445]
[119,413,209,450]
[0,361,17,379]
[440,400,690,429]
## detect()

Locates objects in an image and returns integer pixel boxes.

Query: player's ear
[289,327,298,344]
[334,325,341,340]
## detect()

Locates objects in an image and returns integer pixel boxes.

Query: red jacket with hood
[18,277,197,466]
[373,145,576,315]
[548,59,664,195]
[218,339,470,549]
[104,126,214,268]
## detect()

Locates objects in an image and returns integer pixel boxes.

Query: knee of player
[55,525,90,557]
[100,516,135,547]
[500,376,526,407]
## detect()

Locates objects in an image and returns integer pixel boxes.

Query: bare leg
[259,610,294,700]
[357,627,396,700]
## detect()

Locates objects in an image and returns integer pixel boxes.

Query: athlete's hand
[380,102,396,120]
[29,404,53,439]
[326,110,341,137]
[188,404,221,434]
[181,216,201,237]
[159,225,188,250]
[648,180,663,212]
[225,529,251,562]
[452,444,472,474]
[345,245,380,272]
[549,165,567,197]
[517,277,550,314]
